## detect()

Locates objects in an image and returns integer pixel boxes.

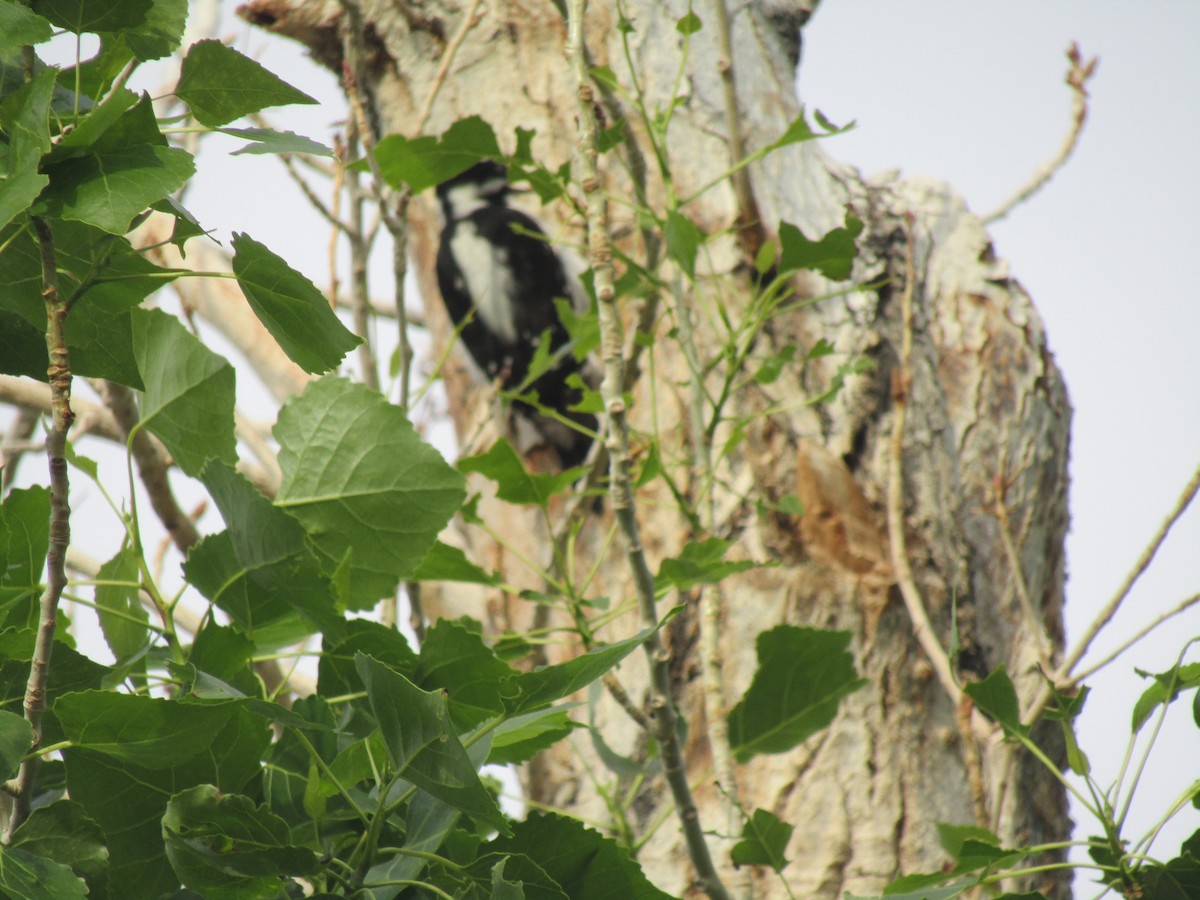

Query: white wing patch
[450,224,519,344]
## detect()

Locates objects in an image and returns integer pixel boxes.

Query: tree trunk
[244,1,1072,896]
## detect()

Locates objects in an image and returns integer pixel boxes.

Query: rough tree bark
[243,1,1072,896]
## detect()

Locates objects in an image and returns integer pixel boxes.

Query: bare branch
[983,43,1097,224]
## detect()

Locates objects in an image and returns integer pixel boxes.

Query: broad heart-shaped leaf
[504,626,656,716]
[0,709,34,780]
[355,653,509,835]
[963,665,1028,737]
[487,811,674,900]
[54,692,241,768]
[163,784,319,896]
[458,439,581,509]
[731,808,794,872]
[31,0,151,33]
[0,3,53,51]
[0,844,87,899]
[727,625,867,762]
[7,800,109,894]
[372,115,502,192]
[184,462,339,634]
[0,630,108,715]
[175,39,317,127]
[777,212,862,281]
[274,377,466,608]
[64,707,270,900]
[38,144,194,233]
[417,618,518,730]
[132,308,237,477]
[654,537,759,596]
[317,618,418,700]
[230,233,361,374]
[0,486,49,613]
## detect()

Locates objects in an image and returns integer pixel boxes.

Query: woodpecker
[435,161,595,468]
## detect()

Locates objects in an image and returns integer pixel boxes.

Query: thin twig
[1070,592,1200,687]
[709,0,768,264]
[983,43,1097,224]
[3,214,73,840]
[885,214,963,707]
[568,4,730,899]
[992,464,1055,668]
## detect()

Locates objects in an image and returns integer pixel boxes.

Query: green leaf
[163,784,319,896]
[217,125,334,157]
[0,631,108,714]
[132,308,237,476]
[1131,662,1200,734]
[727,626,867,762]
[0,486,50,613]
[505,626,657,716]
[93,542,150,665]
[372,115,502,192]
[487,811,674,899]
[767,108,854,151]
[777,212,862,281]
[55,692,241,768]
[663,209,702,278]
[230,232,360,373]
[31,0,151,33]
[0,66,55,174]
[317,618,418,698]
[101,0,186,61]
[0,309,47,378]
[65,707,270,900]
[0,708,34,780]
[0,218,180,322]
[0,2,54,51]
[490,857,527,900]
[963,665,1027,737]
[753,343,796,385]
[731,808,793,872]
[411,540,502,585]
[0,845,87,899]
[7,801,108,895]
[458,439,582,509]
[0,170,48,231]
[488,706,579,766]
[184,462,339,634]
[274,377,466,607]
[654,537,759,596]
[675,11,702,34]
[355,652,509,834]
[936,822,1001,860]
[417,618,518,730]
[175,39,317,126]
[39,144,194,233]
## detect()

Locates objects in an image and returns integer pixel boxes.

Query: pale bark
[244,2,1072,896]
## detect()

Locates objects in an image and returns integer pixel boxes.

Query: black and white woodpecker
[435,161,596,468]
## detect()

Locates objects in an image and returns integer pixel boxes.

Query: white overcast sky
[16,0,1200,890]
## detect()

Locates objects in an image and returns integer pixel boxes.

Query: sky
[12,0,1200,892]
